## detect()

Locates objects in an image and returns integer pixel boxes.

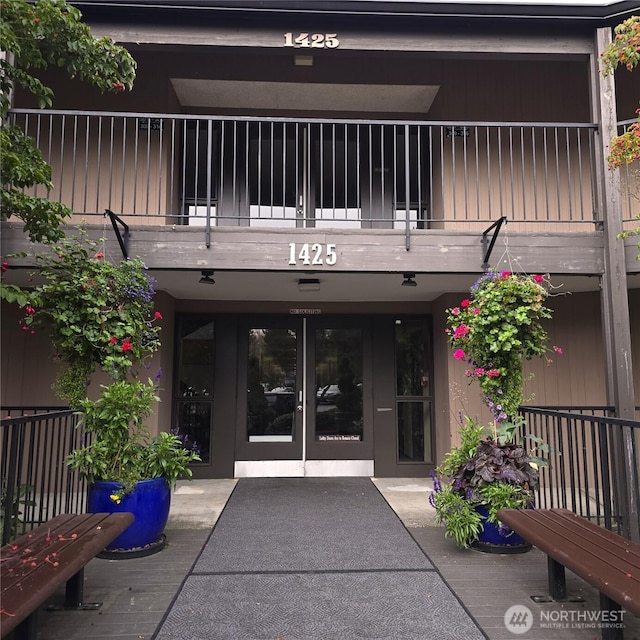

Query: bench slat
[508,509,640,572]
[1,512,134,637]
[2,513,125,590]
[497,508,640,616]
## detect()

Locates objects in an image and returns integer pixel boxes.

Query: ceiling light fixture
[402,273,417,287]
[298,278,320,292]
[199,269,215,285]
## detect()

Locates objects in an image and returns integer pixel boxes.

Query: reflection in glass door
[314,328,363,442]
[247,327,297,443]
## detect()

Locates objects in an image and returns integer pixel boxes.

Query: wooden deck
[23,481,640,640]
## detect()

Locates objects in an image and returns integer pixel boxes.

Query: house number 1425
[289,243,337,266]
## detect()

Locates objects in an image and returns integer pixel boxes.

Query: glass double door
[235,316,373,476]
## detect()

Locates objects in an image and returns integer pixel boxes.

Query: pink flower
[474,368,485,376]
[453,323,469,339]
[453,349,466,360]
[486,369,501,378]
[533,274,544,283]
[473,308,480,314]
[553,345,563,355]
[500,271,511,278]
[94,252,105,259]
[465,370,471,377]
[1,261,8,273]
[154,311,163,320]
[460,299,471,308]
[450,307,460,316]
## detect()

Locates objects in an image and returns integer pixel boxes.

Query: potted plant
[10,228,200,555]
[431,271,560,551]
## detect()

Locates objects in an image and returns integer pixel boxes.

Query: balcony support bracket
[481,216,507,271]
[104,209,130,260]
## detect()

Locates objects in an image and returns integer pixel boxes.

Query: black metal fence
[9,109,600,232]
[0,409,88,545]
[2,404,638,543]
[520,407,640,541]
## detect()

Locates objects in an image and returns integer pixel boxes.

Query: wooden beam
[592,26,639,543]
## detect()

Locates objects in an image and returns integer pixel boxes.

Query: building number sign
[289,243,337,266]
[283,33,340,49]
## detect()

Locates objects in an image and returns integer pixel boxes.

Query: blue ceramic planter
[87,477,171,551]
[472,506,532,554]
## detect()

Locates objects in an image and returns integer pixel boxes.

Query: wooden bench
[0,512,134,640]
[497,508,640,640]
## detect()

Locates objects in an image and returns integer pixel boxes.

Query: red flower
[121,340,133,352]
[460,299,471,308]
[109,337,118,344]
[25,305,35,316]
[500,271,511,278]
[94,252,105,259]
[1,261,8,273]
[154,311,163,320]
[533,274,544,283]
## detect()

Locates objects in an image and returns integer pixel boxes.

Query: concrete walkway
[35,478,640,640]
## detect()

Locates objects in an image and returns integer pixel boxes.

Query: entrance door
[234,316,373,477]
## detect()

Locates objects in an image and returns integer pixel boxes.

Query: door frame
[233,314,374,477]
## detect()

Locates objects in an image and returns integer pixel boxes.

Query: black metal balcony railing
[0,409,88,545]
[9,109,603,235]
[520,407,640,541]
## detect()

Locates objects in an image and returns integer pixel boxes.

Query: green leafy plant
[66,380,201,499]
[445,271,559,422]
[0,0,136,245]
[430,418,542,548]
[433,272,559,548]
[8,229,199,500]
[14,228,161,406]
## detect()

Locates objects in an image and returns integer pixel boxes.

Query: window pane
[175,317,214,464]
[247,328,297,441]
[178,318,214,397]
[315,328,363,441]
[395,319,430,396]
[176,401,211,464]
[397,401,432,463]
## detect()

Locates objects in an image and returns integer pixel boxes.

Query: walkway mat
[154,478,485,640]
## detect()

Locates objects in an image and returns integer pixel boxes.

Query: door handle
[296,404,304,413]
